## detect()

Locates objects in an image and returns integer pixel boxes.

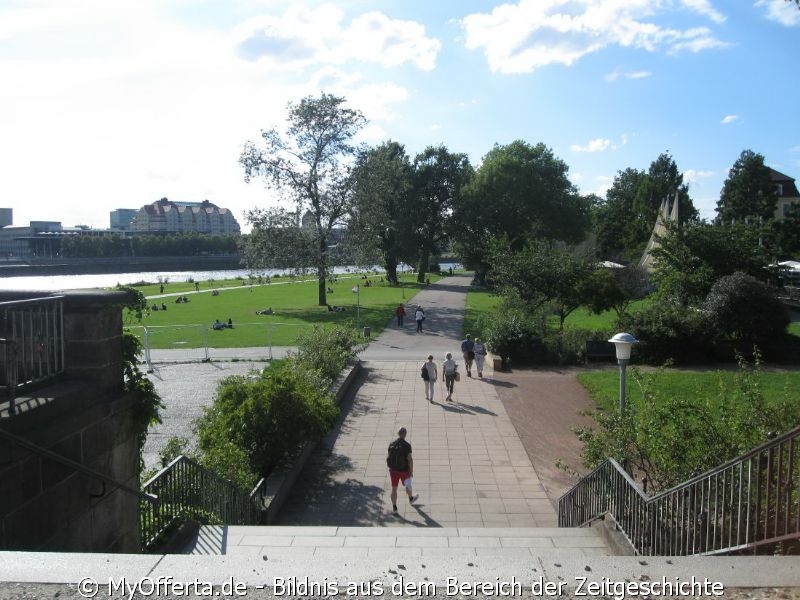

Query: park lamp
[608,332,638,413]
[351,284,360,330]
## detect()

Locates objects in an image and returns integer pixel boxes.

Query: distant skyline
[1,0,798,232]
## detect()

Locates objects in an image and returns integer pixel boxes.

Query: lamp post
[351,284,360,331]
[608,332,638,413]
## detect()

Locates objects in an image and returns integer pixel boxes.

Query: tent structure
[638,192,679,272]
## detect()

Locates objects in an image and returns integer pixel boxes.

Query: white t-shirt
[424,361,437,381]
[443,358,457,375]
[415,309,424,321]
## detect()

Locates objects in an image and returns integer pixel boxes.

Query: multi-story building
[770,168,800,220]
[128,198,240,235]
[110,209,138,231]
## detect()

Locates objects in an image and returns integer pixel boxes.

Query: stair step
[186,526,611,556]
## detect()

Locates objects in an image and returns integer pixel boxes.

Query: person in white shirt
[423,355,437,401]
[442,352,458,401]
[415,306,425,332]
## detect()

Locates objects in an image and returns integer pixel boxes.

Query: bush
[478,306,543,367]
[618,300,714,364]
[196,364,339,478]
[701,271,790,348]
[541,329,610,365]
[292,325,367,385]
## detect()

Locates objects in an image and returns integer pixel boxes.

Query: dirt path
[490,366,602,509]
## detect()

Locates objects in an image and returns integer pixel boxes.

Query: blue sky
[1,0,798,231]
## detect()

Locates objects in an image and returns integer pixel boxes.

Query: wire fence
[128,322,319,368]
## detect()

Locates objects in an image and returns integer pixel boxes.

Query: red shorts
[389,469,410,487]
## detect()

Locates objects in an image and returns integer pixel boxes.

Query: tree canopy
[716,150,777,224]
[240,93,366,305]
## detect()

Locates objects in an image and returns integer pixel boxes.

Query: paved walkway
[276,276,558,527]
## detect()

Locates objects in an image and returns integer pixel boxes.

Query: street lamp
[351,284,360,330]
[608,332,638,413]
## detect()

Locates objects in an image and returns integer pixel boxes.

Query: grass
[577,368,800,413]
[124,271,443,348]
[463,287,503,339]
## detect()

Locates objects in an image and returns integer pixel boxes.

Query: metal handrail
[558,425,800,555]
[140,455,266,551]
[0,296,65,410]
[0,425,157,504]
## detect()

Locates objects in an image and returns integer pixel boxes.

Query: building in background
[110,209,138,231]
[128,198,240,235]
[770,168,800,221]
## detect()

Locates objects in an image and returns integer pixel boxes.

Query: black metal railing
[559,425,800,555]
[0,296,65,410]
[140,455,267,551]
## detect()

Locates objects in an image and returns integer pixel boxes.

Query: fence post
[202,325,209,362]
[143,326,153,373]
[267,323,273,361]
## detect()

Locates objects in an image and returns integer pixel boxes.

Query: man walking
[395,304,406,328]
[461,334,475,377]
[415,306,425,333]
[387,427,418,512]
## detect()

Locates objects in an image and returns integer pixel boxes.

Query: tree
[240,94,366,306]
[453,140,588,281]
[409,145,473,282]
[716,150,777,224]
[347,141,416,283]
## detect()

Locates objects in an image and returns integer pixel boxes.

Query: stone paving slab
[275,358,557,529]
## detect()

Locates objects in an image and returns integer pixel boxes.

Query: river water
[0,263,459,291]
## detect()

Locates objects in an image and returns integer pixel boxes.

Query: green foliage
[196,365,339,478]
[701,271,790,347]
[158,436,190,468]
[199,440,259,491]
[617,299,714,364]
[540,329,610,365]
[576,354,800,492]
[292,324,367,385]
[716,149,777,223]
[478,302,544,366]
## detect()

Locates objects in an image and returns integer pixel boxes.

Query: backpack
[421,363,429,380]
[386,440,408,471]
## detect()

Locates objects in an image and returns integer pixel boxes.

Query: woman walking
[423,355,437,402]
[473,337,487,378]
[442,352,458,401]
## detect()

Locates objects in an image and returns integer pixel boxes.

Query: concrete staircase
[185,525,611,557]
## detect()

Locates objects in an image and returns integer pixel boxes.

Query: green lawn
[577,368,800,413]
[463,287,503,339]
[125,272,442,348]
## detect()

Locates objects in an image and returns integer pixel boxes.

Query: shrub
[701,271,790,348]
[292,325,367,385]
[541,329,610,365]
[478,306,543,367]
[617,299,714,364]
[195,364,339,477]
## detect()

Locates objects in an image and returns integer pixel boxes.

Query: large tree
[716,150,777,224]
[347,141,416,283]
[240,94,366,306]
[410,145,473,282]
[453,140,588,281]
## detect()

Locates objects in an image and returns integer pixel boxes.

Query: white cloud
[605,68,652,82]
[721,114,739,124]
[234,4,441,71]
[681,0,727,24]
[570,138,611,153]
[755,0,800,26]
[683,169,715,186]
[460,0,729,74]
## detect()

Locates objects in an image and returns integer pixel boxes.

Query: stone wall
[0,289,143,552]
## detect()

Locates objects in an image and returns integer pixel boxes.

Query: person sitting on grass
[212,319,224,330]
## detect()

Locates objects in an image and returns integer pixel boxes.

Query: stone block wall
[0,289,143,552]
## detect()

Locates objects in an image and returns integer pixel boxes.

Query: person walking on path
[415,306,425,333]
[387,427,418,512]
[442,352,458,401]
[473,337,488,378]
[395,304,406,328]
[461,334,475,377]
[423,354,437,401]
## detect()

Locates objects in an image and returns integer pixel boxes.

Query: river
[0,263,459,291]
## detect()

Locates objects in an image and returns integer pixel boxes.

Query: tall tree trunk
[317,235,328,306]
[417,250,430,283]
[384,254,398,285]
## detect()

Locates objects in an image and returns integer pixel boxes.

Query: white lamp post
[608,332,638,413]
[351,284,360,330]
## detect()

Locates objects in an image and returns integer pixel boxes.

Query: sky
[1,0,799,232]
